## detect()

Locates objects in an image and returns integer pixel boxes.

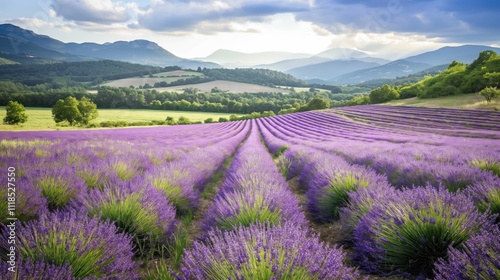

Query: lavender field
[1,105,499,279]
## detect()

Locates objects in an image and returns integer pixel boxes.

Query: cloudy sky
[1,0,499,59]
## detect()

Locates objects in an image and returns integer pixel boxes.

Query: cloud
[50,0,131,24]
[134,0,311,32]
[294,0,500,43]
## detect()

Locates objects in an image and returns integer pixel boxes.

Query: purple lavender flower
[434,224,500,280]
[351,185,493,277]
[180,222,359,279]
[74,178,177,254]
[0,179,48,224]
[0,209,138,279]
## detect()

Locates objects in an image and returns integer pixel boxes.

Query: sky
[1,0,499,59]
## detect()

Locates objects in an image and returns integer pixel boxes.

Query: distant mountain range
[0,24,219,68]
[1,23,500,85]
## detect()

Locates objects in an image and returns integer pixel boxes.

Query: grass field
[0,107,241,131]
[385,93,500,110]
[102,70,203,88]
[155,80,290,94]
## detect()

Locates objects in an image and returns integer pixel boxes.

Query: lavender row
[258,115,500,278]
[331,106,500,138]
[262,112,500,185]
[178,120,358,279]
[0,121,251,279]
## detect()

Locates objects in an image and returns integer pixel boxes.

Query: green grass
[0,107,242,131]
[384,93,500,110]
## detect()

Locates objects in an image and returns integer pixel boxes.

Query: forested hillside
[399,50,500,99]
[0,60,166,86]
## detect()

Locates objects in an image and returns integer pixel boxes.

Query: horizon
[1,1,500,60]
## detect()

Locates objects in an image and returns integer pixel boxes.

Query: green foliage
[318,174,369,220]
[400,51,500,99]
[37,177,77,211]
[216,197,282,230]
[89,195,161,249]
[52,96,98,126]
[346,95,371,106]
[204,117,214,123]
[0,60,164,85]
[201,68,306,87]
[3,100,28,124]
[307,97,330,110]
[471,159,500,177]
[177,116,191,124]
[369,85,400,103]
[218,117,228,122]
[479,87,500,103]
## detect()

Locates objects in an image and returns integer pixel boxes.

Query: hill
[0,24,218,68]
[330,59,433,85]
[384,93,499,110]
[286,59,381,81]
[0,60,166,85]
[199,49,310,68]
[154,80,290,94]
[404,45,500,66]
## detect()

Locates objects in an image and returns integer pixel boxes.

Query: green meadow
[0,107,241,131]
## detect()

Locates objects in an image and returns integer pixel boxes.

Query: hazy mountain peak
[313,48,368,60]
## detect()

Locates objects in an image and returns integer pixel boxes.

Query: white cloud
[51,0,131,24]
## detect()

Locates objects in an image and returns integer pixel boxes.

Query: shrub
[76,179,177,255]
[0,180,47,224]
[3,100,28,125]
[204,117,214,123]
[180,222,359,279]
[0,259,73,280]
[218,117,228,122]
[479,86,500,103]
[351,185,492,277]
[177,116,191,124]
[434,225,500,280]
[0,210,138,279]
[30,168,85,211]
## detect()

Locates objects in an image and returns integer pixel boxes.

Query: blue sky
[1,0,499,59]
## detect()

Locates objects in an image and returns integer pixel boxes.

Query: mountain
[286,59,381,81]
[199,49,311,68]
[256,57,331,72]
[0,23,219,68]
[404,45,500,66]
[313,48,368,60]
[0,35,94,63]
[329,59,433,85]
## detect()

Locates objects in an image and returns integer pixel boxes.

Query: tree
[3,101,28,125]
[304,97,330,111]
[76,97,98,125]
[479,87,500,103]
[177,116,191,124]
[204,118,214,123]
[52,96,98,126]
[347,95,371,106]
[369,85,400,104]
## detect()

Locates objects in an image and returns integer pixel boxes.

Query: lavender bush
[434,224,500,280]
[0,210,138,279]
[351,185,493,277]
[180,222,358,280]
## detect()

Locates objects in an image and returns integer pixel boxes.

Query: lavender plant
[180,222,359,280]
[30,167,85,211]
[75,179,177,255]
[0,180,47,224]
[434,224,500,280]
[0,210,138,279]
[351,185,492,277]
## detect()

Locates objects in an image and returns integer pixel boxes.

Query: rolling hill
[0,24,219,68]
[329,59,433,85]
[286,59,381,81]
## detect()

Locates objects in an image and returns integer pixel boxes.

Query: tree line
[1,82,350,114]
